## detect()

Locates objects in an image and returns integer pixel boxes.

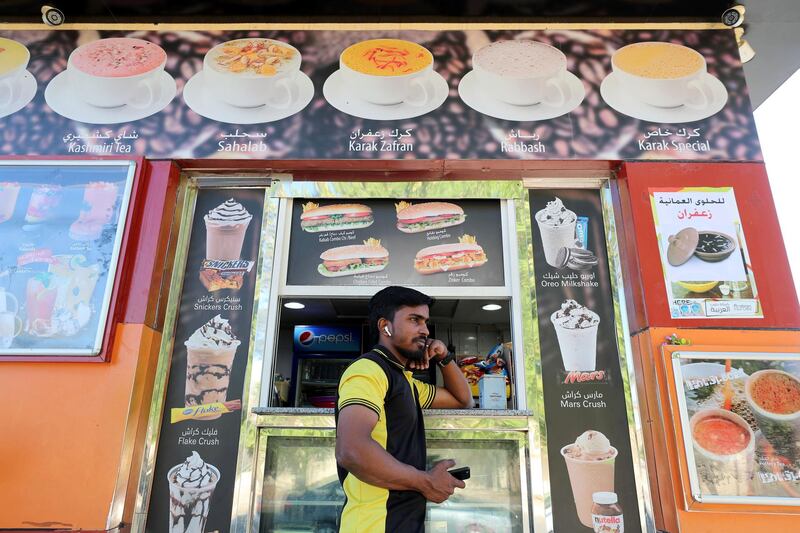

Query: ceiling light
[482,304,502,311]
[466,336,477,341]
[284,301,305,310]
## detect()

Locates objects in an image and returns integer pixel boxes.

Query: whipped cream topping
[565,430,616,461]
[535,197,577,227]
[552,299,600,329]
[205,199,252,226]
[172,451,217,489]
[185,314,240,349]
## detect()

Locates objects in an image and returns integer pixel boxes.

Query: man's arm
[429,359,473,409]
[336,404,465,502]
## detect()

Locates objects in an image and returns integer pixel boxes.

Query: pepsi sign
[293,326,361,353]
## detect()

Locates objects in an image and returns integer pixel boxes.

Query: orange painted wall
[0,323,160,529]
[634,327,800,532]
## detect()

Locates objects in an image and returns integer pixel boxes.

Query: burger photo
[301,202,374,232]
[318,238,389,277]
[414,235,488,275]
[395,201,466,233]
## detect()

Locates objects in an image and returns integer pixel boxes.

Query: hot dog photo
[318,238,389,277]
[414,235,488,275]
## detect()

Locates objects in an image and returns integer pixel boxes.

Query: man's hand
[420,459,466,503]
[407,339,448,370]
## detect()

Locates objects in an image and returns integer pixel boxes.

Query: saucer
[323,69,448,121]
[45,70,177,124]
[458,70,585,121]
[183,70,314,124]
[600,71,728,124]
[0,70,37,119]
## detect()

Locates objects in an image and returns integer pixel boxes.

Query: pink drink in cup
[69,182,119,241]
[0,182,20,222]
[204,199,253,260]
[25,185,62,223]
[25,274,57,335]
[561,430,618,527]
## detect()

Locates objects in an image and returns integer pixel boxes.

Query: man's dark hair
[368,286,434,341]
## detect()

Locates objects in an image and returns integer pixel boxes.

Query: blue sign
[293,326,361,353]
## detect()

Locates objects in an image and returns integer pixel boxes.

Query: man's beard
[396,338,427,362]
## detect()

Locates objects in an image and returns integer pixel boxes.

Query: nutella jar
[591,491,623,533]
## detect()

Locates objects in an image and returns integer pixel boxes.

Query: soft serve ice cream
[184,315,240,418]
[535,197,578,267]
[561,430,618,527]
[204,199,253,261]
[167,451,220,533]
[551,299,601,371]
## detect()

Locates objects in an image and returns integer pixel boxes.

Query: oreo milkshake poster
[145,188,264,533]
[0,29,760,162]
[529,189,646,532]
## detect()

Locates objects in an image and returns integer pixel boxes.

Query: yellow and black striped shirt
[335,346,436,533]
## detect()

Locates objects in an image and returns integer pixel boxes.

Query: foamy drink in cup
[561,430,618,527]
[167,452,220,533]
[184,315,240,419]
[690,408,755,495]
[0,37,30,108]
[551,299,600,371]
[535,197,577,267]
[204,199,253,261]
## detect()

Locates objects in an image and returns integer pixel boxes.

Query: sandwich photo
[395,201,466,233]
[414,235,487,275]
[301,202,374,232]
[318,238,389,277]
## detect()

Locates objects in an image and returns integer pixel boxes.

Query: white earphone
[383,326,392,337]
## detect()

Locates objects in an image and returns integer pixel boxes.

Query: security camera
[722,5,745,28]
[41,5,65,26]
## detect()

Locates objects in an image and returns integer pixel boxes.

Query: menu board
[0,162,134,357]
[650,186,762,319]
[146,188,264,533]
[673,351,800,504]
[286,199,505,287]
[529,189,642,532]
[0,29,761,162]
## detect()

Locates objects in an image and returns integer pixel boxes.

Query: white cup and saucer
[323,38,448,121]
[458,40,585,122]
[183,38,314,124]
[600,41,728,123]
[45,37,177,124]
[0,37,38,120]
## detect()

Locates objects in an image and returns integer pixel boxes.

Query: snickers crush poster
[145,188,264,533]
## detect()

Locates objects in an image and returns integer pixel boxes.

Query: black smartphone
[448,466,470,481]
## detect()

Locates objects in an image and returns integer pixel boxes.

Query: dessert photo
[550,299,601,372]
[323,38,448,121]
[561,430,618,528]
[394,201,465,233]
[0,37,36,120]
[167,451,220,533]
[45,37,177,124]
[183,37,314,124]
[300,202,374,233]
[600,41,728,124]
[204,198,253,261]
[535,197,580,268]
[459,39,586,122]
[413,235,488,275]
[317,238,389,277]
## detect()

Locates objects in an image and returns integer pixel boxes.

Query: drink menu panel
[146,188,265,533]
[0,29,760,162]
[673,351,800,503]
[0,162,134,357]
[529,189,642,532]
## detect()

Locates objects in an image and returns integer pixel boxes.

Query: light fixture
[733,19,755,64]
[284,301,305,310]
[482,304,502,311]
[466,336,477,341]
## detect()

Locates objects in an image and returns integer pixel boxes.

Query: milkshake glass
[551,299,600,371]
[0,182,20,222]
[535,197,577,267]
[24,185,63,223]
[561,430,618,527]
[25,275,57,335]
[167,451,220,533]
[69,181,119,241]
[204,199,252,260]
[184,314,240,419]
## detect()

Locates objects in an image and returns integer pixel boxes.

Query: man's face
[387,304,430,362]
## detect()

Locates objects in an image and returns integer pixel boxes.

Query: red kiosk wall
[618,161,800,332]
[0,158,180,530]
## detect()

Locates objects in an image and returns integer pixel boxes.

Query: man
[335,286,473,533]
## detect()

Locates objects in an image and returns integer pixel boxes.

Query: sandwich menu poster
[145,188,264,533]
[285,199,504,287]
[529,189,644,532]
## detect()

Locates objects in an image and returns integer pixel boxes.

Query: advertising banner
[673,351,800,504]
[529,189,642,532]
[293,325,361,353]
[0,29,760,162]
[286,198,505,287]
[650,186,762,319]
[0,161,134,357]
[145,188,265,533]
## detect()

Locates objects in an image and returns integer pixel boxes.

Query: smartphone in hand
[448,466,470,481]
